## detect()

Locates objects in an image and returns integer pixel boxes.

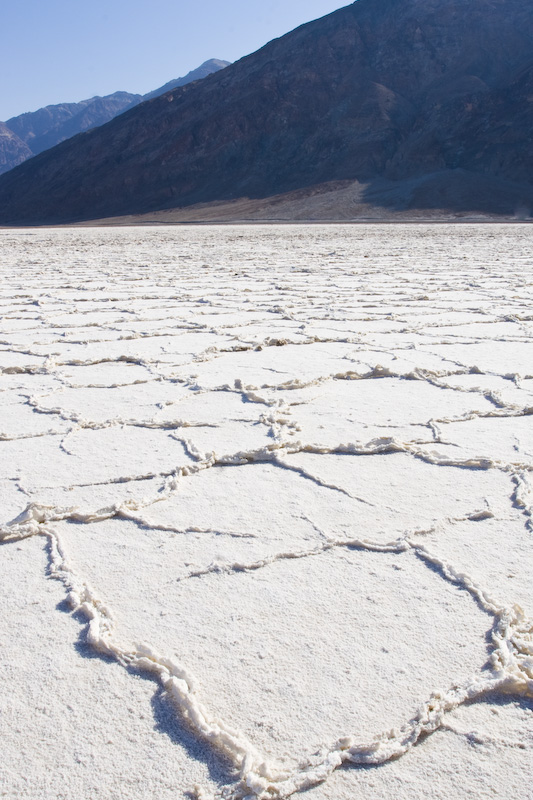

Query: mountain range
[1,0,532,223]
[0,59,229,176]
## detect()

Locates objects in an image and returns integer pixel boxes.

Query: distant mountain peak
[0,59,230,175]
[137,59,231,105]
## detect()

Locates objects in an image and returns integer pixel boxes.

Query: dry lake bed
[1,224,532,800]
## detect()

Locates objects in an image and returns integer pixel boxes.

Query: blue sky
[2,0,349,121]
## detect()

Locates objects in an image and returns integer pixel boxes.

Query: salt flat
[0,224,532,800]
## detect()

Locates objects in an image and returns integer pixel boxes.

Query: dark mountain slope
[1,0,533,223]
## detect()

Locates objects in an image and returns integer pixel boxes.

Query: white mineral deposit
[0,224,532,800]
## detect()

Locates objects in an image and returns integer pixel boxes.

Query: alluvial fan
[0,224,532,800]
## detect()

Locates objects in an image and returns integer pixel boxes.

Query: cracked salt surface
[1,224,532,800]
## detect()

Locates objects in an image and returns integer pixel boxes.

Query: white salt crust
[0,224,532,800]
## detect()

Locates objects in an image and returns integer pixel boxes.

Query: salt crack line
[26,394,220,433]
[511,472,533,531]
[195,366,533,424]
[440,722,531,750]
[0,429,65,442]
[121,509,257,540]
[176,536,410,584]
[173,510,494,584]
[195,536,533,800]
[0,509,280,785]
[272,457,370,501]
[3,497,256,542]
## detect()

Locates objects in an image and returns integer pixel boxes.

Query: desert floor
[1,224,532,800]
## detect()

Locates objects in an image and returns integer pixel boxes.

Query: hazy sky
[2,0,349,121]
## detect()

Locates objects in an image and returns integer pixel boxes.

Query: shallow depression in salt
[1,224,532,800]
